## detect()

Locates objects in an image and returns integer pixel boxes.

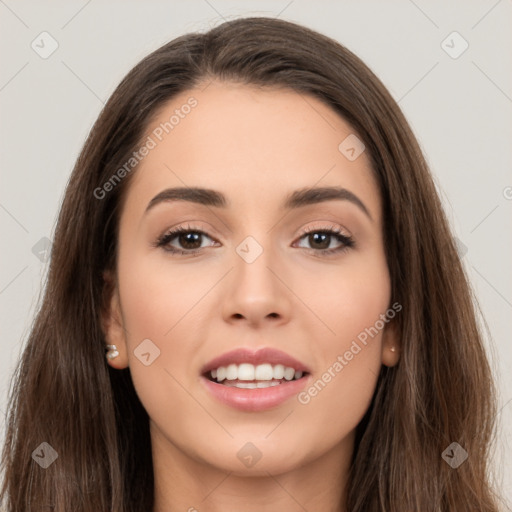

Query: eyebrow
[145,186,372,220]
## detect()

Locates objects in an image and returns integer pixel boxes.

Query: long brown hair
[1,16,501,511]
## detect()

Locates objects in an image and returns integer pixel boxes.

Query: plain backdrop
[1,0,511,505]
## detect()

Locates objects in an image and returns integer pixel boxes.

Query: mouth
[200,347,311,411]
[203,363,309,388]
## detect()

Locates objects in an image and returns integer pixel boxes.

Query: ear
[381,317,400,367]
[101,270,129,369]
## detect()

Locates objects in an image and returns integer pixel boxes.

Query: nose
[222,241,292,329]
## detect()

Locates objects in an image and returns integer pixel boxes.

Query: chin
[194,436,314,476]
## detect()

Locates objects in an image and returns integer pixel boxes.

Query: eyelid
[157,221,217,240]
[297,222,352,237]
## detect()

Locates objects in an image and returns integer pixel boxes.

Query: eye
[154,223,355,257]
[294,225,355,255]
[154,224,218,255]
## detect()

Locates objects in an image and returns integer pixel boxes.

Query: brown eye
[176,232,203,250]
[307,232,331,250]
[156,227,217,254]
[295,227,355,255]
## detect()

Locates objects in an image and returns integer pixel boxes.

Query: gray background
[1,0,511,505]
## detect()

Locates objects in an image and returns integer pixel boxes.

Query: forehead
[123,81,380,219]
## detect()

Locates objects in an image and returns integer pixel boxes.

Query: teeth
[238,363,255,381]
[254,363,273,380]
[209,363,304,383]
[283,367,295,381]
[217,367,226,381]
[223,381,281,389]
[226,364,238,380]
[273,364,285,379]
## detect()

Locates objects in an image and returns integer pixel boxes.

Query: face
[103,81,399,476]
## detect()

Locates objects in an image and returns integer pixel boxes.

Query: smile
[208,363,305,388]
[200,347,311,411]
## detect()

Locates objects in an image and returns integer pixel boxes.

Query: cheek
[292,249,390,431]
[118,248,203,334]
[117,229,228,351]
[116,249,210,411]
[297,246,391,356]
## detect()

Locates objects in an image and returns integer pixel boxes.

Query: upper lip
[201,347,311,375]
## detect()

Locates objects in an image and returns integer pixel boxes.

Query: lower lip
[200,375,310,412]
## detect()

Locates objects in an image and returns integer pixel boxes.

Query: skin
[103,81,400,512]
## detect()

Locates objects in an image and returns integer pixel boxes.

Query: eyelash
[154,223,355,257]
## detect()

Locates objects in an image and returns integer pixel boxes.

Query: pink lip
[200,347,311,412]
[200,375,311,412]
[201,347,311,374]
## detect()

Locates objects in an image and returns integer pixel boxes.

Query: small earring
[105,344,119,360]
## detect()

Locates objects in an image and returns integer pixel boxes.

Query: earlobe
[381,319,401,367]
[101,271,129,369]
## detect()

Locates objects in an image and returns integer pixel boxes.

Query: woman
[0,16,501,511]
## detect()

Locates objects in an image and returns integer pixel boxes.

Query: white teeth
[257,381,280,388]
[238,363,255,381]
[254,363,273,380]
[283,367,295,381]
[217,367,226,381]
[273,364,285,379]
[209,363,305,383]
[223,381,281,389]
[226,364,238,380]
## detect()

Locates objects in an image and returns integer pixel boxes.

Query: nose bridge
[234,233,278,298]
[223,233,290,325]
